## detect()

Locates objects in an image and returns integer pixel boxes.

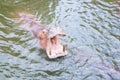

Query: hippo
[17,12,67,59]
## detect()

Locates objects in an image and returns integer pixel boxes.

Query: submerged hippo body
[27,22,45,38]
[18,13,45,38]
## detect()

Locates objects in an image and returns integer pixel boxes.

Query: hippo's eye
[43,31,47,34]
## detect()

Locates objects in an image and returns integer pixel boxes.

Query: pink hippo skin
[18,13,45,38]
[18,13,47,49]
[18,13,67,59]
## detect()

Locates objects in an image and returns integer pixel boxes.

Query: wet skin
[37,29,48,49]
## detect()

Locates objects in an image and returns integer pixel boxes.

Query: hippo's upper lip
[47,27,66,38]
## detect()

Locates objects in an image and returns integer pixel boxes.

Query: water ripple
[0,0,120,80]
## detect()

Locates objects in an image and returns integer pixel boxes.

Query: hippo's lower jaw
[48,51,67,59]
[46,44,67,59]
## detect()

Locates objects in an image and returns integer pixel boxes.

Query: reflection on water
[0,0,120,80]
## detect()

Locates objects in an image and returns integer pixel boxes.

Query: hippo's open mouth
[38,28,67,59]
[46,35,67,59]
[46,27,67,59]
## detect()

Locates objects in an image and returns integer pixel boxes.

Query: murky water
[0,0,120,80]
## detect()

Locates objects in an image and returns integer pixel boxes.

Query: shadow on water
[0,0,120,80]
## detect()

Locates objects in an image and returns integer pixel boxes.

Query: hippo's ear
[42,29,48,34]
[37,31,42,38]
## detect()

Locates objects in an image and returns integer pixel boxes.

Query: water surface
[0,0,120,80]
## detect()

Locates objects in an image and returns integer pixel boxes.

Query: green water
[0,0,120,80]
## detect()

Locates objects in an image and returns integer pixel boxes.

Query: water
[0,0,120,80]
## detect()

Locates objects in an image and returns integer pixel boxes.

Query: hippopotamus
[17,12,67,59]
